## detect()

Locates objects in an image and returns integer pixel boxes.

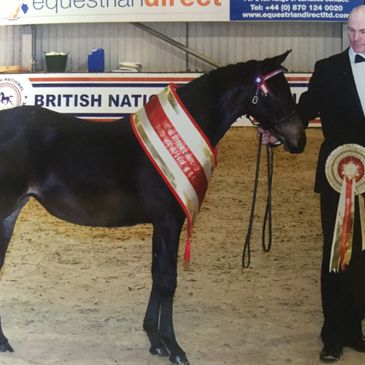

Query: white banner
[0,72,316,126]
[0,73,200,119]
[0,0,229,25]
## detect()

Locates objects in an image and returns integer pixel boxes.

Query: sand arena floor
[0,127,364,365]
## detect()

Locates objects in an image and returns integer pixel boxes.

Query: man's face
[348,9,365,54]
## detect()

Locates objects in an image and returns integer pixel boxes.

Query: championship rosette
[325,144,365,273]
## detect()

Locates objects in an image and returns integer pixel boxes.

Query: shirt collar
[349,47,365,64]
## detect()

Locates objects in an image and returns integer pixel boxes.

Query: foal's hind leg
[0,197,29,352]
[143,218,189,365]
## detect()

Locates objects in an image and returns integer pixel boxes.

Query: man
[297,5,365,362]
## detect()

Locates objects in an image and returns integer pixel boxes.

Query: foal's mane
[176,54,287,145]
[192,54,284,92]
[191,60,258,92]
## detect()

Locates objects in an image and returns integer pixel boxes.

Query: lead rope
[241,132,274,268]
[262,143,274,253]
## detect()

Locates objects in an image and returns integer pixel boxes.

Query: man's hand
[257,127,282,146]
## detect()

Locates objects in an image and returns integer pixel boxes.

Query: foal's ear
[270,50,291,66]
[260,50,291,73]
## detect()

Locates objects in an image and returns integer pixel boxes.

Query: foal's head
[210,50,306,153]
[246,51,306,153]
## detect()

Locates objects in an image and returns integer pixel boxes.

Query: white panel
[21,32,32,71]
[34,22,189,73]
[1,21,343,73]
[188,22,342,72]
[0,25,23,66]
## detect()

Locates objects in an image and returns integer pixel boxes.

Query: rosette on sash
[130,84,217,262]
[325,144,365,272]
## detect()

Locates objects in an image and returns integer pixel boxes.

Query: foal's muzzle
[271,113,306,154]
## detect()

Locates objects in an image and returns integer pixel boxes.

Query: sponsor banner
[0,73,200,120]
[1,0,360,24]
[231,0,363,22]
[0,0,228,25]
[0,72,317,126]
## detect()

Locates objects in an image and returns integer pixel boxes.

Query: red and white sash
[130,84,217,262]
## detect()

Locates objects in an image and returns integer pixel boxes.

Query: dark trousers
[320,189,365,345]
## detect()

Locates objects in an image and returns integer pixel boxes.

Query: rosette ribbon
[325,144,365,273]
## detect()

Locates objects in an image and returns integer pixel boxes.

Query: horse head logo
[0,92,14,106]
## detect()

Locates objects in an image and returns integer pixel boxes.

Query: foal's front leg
[143,219,189,365]
[144,282,168,357]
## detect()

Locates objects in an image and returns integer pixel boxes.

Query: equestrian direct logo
[0,77,27,110]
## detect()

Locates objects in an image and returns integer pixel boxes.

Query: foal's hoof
[0,341,13,352]
[150,344,169,357]
[170,354,190,365]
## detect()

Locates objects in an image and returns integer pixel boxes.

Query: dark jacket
[297,49,365,193]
